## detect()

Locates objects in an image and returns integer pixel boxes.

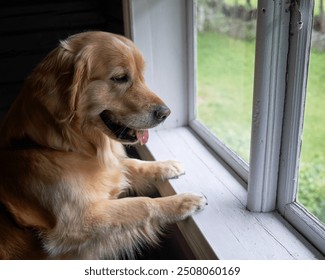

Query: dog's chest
[51,154,128,203]
[89,160,129,200]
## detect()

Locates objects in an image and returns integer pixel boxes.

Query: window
[297,7,325,224]
[276,0,325,254]
[192,0,325,254]
[129,0,325,258]
[196,0,256,163]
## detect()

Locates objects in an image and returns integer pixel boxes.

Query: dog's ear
[67,46,93,120]
[32,43,92,122]
[53,45,92,122]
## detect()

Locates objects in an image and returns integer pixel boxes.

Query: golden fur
[0,31,206,259]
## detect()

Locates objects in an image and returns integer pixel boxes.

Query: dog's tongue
[136,130,149,145]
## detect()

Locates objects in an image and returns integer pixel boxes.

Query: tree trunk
[320,0,325,33]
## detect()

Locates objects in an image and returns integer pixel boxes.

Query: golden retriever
[0,31,206,259]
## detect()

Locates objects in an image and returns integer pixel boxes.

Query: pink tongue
[136,130,149,145]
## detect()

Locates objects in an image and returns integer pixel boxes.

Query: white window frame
[246,0,290,212]
[189,0,249,182]
[277,0,325,254]
[125,0,325,258]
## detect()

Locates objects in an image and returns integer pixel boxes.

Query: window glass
[298,0,325,224]
[196,0,257,162]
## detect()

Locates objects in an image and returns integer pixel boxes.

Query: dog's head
[57,31,171,145]
[2,32,169,150]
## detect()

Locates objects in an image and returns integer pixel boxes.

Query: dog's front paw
[159,160,185,180]
[176,193,208,219]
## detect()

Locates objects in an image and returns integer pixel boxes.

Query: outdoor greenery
[197,32,254,160]
[299,48,325,222]
[197,0,325,223]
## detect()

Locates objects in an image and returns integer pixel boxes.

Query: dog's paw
[176,193,208,219]
[159,160,185,180]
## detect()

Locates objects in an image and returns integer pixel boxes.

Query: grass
[223,0,258,8]
[197,32,255,161]
[197,31,325,223]
[298,49,325,222]
[301,50,325,163]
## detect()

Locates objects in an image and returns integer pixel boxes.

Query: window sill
[136,126,323,260]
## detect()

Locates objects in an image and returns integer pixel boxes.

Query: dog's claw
[176,193,207,219]
[161,160,185,180]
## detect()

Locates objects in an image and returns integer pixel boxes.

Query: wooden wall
[0,0,124,119]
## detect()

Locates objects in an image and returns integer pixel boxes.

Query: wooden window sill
[136,126,323,259]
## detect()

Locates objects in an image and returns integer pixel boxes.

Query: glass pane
[298,0,325,224]
[196,0,256,162]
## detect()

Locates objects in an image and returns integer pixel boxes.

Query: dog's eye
[111,74,129,84]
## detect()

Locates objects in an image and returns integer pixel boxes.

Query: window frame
[188,0,249,181]
[277,0,325,254]
[191,0,325,254]
[247,0,290,212]
[127,0,325,257]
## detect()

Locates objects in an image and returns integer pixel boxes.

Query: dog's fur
[0,31,206,259]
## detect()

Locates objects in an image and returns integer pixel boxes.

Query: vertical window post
[277,0,314,213]
[276,0,325,255]
[247,0,290,212]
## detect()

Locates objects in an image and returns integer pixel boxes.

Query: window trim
[247,0,290,212]
[190,120,249,181]
[191,0,325,254]
[126,0,325,258]
[136,127,323,259]
[188,0,249,182]
[277,0,325,254]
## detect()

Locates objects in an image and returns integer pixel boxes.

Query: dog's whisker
[114,120,135,135]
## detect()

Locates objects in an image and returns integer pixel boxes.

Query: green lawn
[197,32,254,161]
[223,0,258,8]
[197,31,325,222]
[298,49,325,222]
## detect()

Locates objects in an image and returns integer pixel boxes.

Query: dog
[0,31,207,259]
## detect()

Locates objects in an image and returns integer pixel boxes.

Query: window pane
[196,0,256,162]
[298,2,325,224]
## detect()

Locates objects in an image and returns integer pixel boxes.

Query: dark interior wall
[0,0,124,119]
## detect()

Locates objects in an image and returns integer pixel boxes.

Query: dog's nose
[154,105,171,122]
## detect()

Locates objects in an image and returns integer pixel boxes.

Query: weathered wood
[137,127,324,259]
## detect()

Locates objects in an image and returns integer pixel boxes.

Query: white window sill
[136,126,324,260]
